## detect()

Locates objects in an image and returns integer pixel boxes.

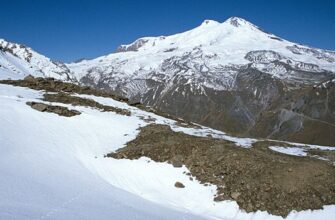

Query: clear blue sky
[0,0,334,62]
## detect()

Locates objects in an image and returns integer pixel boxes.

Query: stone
[128,100,142,106]
[24,75,35,82]
[174,181,185,188]
[216,155,225,162]
[246,203,254,212]
[171,155,183,168]
[29,102,48,112]
[231,192,241,200]
[26,101,80,117]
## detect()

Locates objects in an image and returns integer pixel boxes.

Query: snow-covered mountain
[68,17,335,91]
[1,17,335,145]
[66,17,335,145]
[0,38,73,80]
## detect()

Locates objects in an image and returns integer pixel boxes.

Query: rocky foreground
[108,124,335,216]
[1,76,334,218]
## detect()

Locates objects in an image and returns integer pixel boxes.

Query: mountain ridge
[65,17,335,145]
[1,17,335,145]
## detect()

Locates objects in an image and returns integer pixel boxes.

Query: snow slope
[0,84,203,220]
[1,83,335,220]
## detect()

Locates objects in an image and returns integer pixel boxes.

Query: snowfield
[1,83,335,220]
[0,84,203,220]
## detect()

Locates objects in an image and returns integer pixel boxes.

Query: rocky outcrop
[108,124,335,216]
[27,101,80,117]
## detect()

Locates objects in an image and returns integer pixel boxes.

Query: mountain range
[1,17,335,145]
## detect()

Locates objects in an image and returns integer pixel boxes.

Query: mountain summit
[200,19,220,26]
[112,17,281,57]
[224,16,259,28]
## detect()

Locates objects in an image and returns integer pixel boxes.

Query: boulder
[171,155,183,168]
[231,192,241,200]
[174,181,185,188]
[24,75,35,82]
[28,102,48,112]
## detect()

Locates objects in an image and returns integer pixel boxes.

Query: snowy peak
[112,17,276,55]
[68,16,335,87]
[116,37,157,53]
[0,38,73,80]
[200,19,220,27]
[198,17,259,31]
[190,17,265,39]
[117,19,224,53]
[0,38,34,62]
[224,16,257,28]
[66,16,335,101]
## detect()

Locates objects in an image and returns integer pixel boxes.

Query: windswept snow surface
[1,84,335,220]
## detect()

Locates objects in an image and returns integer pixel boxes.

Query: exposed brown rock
[0,77,131,116]
[43,93,131,116]
[171,155,183,168]
[23,75,35,82]
[27,101,80,117]
[174,182,185,188]
[231,192,241,200]
[108,124,335,217]
[29,102,48,111]
[0,76,128,102]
